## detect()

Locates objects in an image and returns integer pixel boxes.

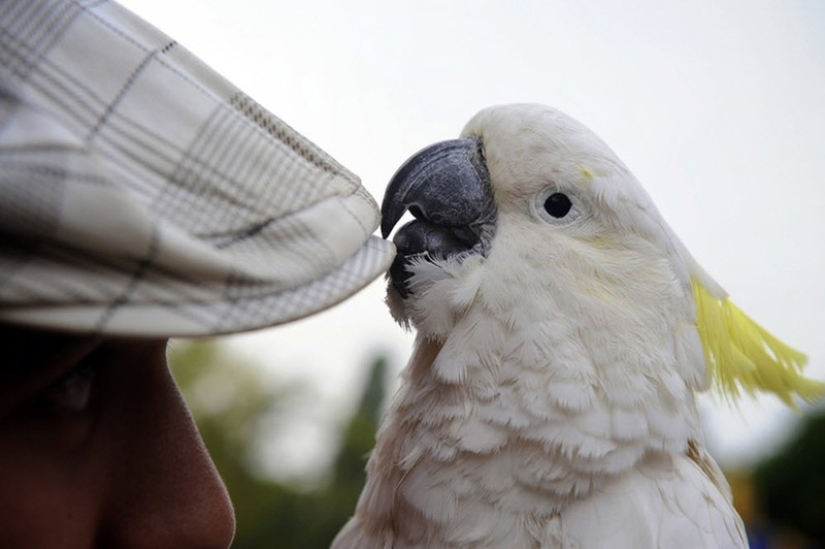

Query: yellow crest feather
[692,278,824,406]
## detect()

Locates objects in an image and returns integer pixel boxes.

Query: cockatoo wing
[554,450,747,548]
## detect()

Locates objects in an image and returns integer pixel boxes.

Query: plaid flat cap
[0,0,395,337]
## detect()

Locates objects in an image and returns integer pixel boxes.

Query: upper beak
[381,137,496,297]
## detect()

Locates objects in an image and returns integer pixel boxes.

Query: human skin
[0,327,235,548]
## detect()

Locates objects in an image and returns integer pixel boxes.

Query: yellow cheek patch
[580,167,595,182]
[692,278,824,406]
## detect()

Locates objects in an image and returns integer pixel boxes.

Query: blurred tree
[753,409,825,548]
[321,355,388,538]
[168,340,388,548]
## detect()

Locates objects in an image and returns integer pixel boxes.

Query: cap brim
[0,236,394,338]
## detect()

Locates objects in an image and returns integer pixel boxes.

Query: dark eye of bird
[544,192,572,218]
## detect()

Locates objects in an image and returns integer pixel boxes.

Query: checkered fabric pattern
[0,0,395,337]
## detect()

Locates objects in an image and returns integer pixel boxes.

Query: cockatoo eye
[544,193,572,218]
[534,187,583,225]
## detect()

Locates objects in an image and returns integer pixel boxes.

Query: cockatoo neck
[388,225,704,506]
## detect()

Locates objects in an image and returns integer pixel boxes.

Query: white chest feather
[333,227,743,548]
[333,293,744,547]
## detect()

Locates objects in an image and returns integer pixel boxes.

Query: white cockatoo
[332,104,822,549]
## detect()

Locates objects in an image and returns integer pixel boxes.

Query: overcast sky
[122,0,825,479]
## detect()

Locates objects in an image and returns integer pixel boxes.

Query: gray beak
[381,137,496,297]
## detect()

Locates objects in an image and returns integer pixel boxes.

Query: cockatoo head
[383,103,818,404]
[384,103,689,313]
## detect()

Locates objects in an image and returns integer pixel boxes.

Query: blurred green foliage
[168,339,388,549]
[753,408,825,547]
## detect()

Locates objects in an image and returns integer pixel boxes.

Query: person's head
[0,1,394,546]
